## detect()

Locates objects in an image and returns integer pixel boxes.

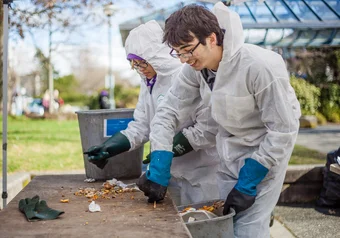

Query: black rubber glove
[143,131,193,164]
[223,187,256,215]
[84,132,131,169]
[19,195,64,221]
[223,158,269,215]
[143,153,151,164]
[137,173,167,203]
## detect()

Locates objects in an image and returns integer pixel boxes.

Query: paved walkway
[274,203,340,238]
[272,123,340,238]
[296,124,340,154]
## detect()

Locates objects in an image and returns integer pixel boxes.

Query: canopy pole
[2,0,12,209]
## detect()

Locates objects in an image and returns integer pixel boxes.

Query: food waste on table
[74,178,140,201]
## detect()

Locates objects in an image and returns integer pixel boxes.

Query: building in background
[119,0,340,49]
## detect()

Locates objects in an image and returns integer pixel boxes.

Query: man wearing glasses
[84,20,222,205]
[137,3,301,237]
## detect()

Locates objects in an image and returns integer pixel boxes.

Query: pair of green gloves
[19,195,64,221]
[84,131,193,169]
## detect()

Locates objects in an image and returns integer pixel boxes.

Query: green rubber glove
[19,195,64,221]
[172,131,194,157]
[143,153,151,164]
[143,131,193,164]
[84,132,131,169]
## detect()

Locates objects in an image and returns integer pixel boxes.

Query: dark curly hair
[163,4,224,47]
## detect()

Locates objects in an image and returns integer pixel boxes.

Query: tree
[71,48,107,94]
[11,0,110,113]
[287,48,340,86]
[1,0,154,112]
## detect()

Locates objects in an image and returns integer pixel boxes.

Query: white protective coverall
[120,20,221,205]
[149,3,301,237]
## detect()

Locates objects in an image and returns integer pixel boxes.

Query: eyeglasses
[170,42,201,59]
[131,60,149,70]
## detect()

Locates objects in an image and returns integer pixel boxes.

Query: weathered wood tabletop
[330,163,340,175]
[0,174,192,238]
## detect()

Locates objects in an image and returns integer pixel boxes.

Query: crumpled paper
[89,201,101,212]
[84,178,96,183]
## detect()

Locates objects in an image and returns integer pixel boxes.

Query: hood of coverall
[213,2,244,61]
[125,20,181,82]
[211,2,300,178]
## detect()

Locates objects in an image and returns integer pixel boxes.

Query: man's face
[171,36,214,71]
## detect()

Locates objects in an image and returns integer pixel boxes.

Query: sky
[8,0,185,85]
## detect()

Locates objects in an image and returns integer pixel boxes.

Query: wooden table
[0,174,191,238]
[330,163,340,175]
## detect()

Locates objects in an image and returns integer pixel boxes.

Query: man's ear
[208,32,218,47]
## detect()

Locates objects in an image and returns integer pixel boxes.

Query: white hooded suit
[149,3,301,237]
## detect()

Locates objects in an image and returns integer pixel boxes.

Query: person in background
[84,20,222,205]
[317,146,340,207]
[137,3,301,237]
[99,90,110,109]
[42,90,50,112]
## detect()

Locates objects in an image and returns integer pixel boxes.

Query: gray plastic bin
[76,109,143,180]
[178,200,235,238]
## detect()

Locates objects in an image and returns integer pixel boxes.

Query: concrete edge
[280,164,325,203]
[0,172,31,209]
[270,218,296,238]
[30,170,85,177]
[287,164,325,170]
[284,164,324,184]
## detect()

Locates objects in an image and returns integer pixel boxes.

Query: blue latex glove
[223,158,269,215]
[146,150,173,187]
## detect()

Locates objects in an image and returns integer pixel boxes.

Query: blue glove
[137,173,168,203]
[137,150,173,203]
[223,158,269,215]
[146,150,173,187]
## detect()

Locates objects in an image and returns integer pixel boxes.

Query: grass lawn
[0,116,84,174]
[289,144,326,165]
[0,116,326,176]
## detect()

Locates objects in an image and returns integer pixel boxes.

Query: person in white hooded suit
[137,3,301,238]
[84,20,221,206]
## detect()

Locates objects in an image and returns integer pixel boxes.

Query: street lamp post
[103,3,118,109]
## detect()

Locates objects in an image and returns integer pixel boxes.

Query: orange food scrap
[199,205,214,212]
[181,207,193,212]
[181,200,225,213]
[74,182,137,201]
